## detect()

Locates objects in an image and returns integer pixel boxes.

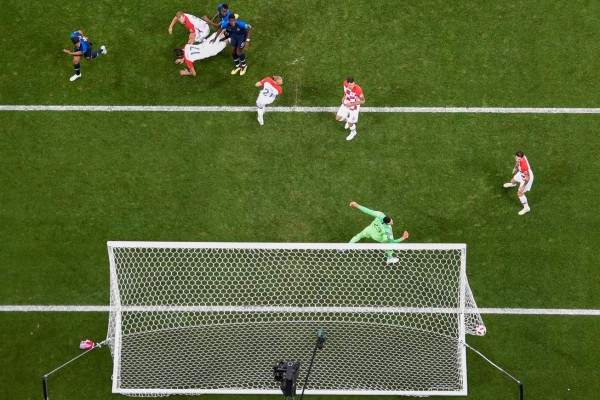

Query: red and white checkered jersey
[342,81,364,111]
[183,13,209,34]
[518,156,534,179]
[259,77,283,98]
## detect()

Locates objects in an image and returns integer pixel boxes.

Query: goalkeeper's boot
[518,206,530,216]
[70,73,81,82]
[503,182,517,188]
[386,257,400,265]
[101,45,107,55]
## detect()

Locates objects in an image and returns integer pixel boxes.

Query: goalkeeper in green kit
[348,201,409,264]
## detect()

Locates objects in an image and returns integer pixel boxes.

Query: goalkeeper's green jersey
[357,205,403,243]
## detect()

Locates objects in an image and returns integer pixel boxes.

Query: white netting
[106,242,484,396]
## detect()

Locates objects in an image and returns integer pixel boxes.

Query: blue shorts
[229,35,247,50]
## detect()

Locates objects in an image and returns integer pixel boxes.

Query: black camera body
[273,360,301,398]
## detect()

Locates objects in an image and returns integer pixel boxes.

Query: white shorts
[336,104,360,123]
[513,172,534,192]
[256,93,277,108]
[194,25,211,43]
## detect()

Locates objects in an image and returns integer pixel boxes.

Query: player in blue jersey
[62,30,106,82]
[206,3,231,28]
[212,14,251,75]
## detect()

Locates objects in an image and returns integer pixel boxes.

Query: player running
[255,76,283,125]
[503,150,534,215]
[168,11,211,44]
[348,201,409,264]
[62,30,106,82]
[173,32,228,76]
[335,77,365,141]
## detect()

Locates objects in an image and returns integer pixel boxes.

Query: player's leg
[517,176,533,215]
[239,37,248,75]
[89,44,106,59]
[349,227,371,243]
[70,54,82,81]
[230,37,241,74]
[336,105,348,123]
[196,25,211,43]
[256,95,275,126]
[503,172,519,188]
[372,236,400,264]
[346,110,359,141]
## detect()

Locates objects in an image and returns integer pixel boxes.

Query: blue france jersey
[217,4,231,23]
[221,20,249,37]
[70,31,90,53]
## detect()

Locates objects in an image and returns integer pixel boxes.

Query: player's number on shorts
[262,89,276,98]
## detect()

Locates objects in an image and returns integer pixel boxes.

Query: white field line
[0,305,599,315]
[2,105,600,114]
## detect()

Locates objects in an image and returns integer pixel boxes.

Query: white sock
[257,107,264,117]
[519,195,528,207]
[350,125,356,133]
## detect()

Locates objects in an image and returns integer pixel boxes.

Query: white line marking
[0,305,598,315]
[1,105,600,114]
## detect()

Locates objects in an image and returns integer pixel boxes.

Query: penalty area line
[0,305,599,316]
[1,105,600,114]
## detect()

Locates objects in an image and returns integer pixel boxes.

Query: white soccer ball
[475,325,487,336]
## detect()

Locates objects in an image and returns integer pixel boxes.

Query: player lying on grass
[173,32,228,76]
[168,11,211,45]
[348,201,409,264]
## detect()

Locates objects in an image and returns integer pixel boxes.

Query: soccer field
[1,1,599,399]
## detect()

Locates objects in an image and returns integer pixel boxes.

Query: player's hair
[228,13,236,20]
[383,216,391,224]
[221,4,229,9]
[273,76,283,84]
[515,150,525,157]
[346,76,355,83]
[71,37,80,44]
[176,11,184,18]
[173,48,184,59]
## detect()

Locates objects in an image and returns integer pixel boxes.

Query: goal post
[106,242,485,396]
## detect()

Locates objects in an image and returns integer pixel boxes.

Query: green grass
[1,0,600,399]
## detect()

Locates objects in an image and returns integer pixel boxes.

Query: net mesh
[107,244,484,396]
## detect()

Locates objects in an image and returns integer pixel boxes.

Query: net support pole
[41,341,108,400]
[463,342,523,400]
[300,329,326,400]
[42,375,49,400]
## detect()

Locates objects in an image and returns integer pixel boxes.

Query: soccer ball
[475,325,487,336]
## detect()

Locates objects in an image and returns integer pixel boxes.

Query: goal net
[106,242,484,396]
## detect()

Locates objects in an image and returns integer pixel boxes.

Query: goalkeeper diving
[348,201,409,264]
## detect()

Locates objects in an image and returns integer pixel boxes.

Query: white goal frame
[106,241,482,397]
